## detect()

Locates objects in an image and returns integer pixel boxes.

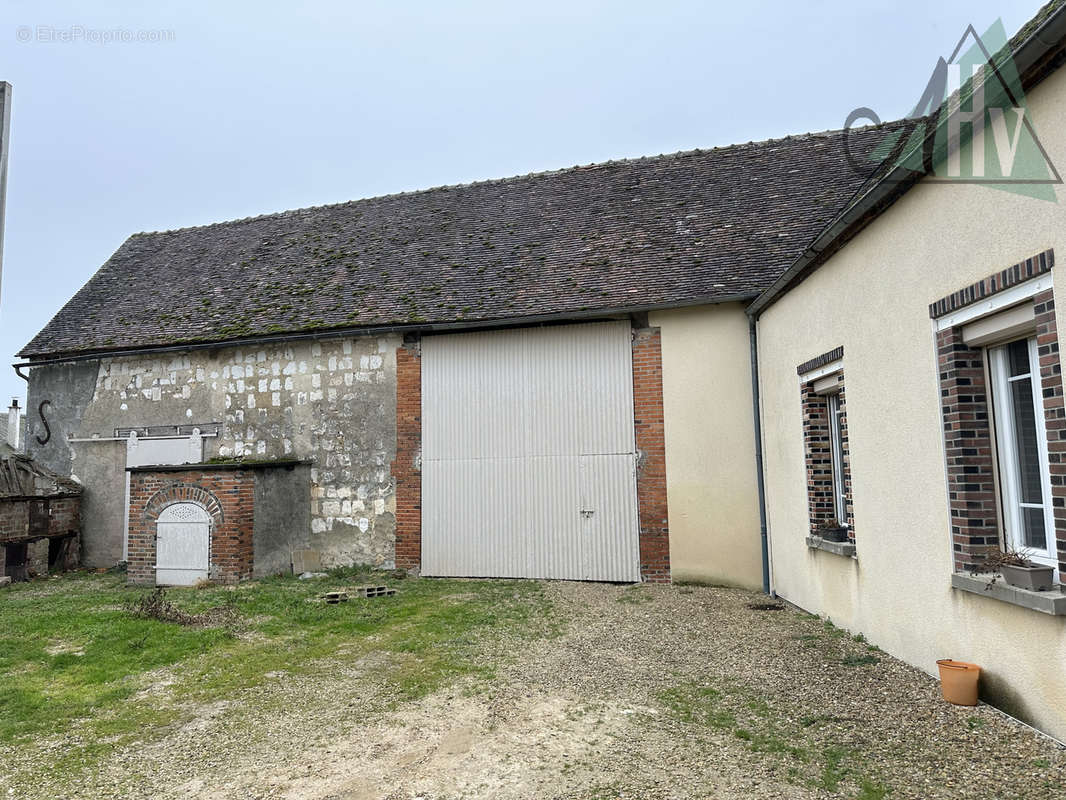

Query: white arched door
[156,503,210,586]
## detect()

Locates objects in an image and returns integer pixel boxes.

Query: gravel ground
[5,581,1065,799]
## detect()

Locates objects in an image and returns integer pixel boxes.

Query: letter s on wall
[36,400,52,445]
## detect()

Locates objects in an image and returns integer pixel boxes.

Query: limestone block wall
[28,334,401,568]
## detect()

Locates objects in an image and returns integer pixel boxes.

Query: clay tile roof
[20,123,901,359]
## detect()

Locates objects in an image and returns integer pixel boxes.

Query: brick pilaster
[633,328,670,582]
[394,341,422,572]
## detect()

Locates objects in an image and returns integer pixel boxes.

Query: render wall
[27,335,400,569]
[649,303,762,588]
[756,66,1066,740]
[253,463,313,577]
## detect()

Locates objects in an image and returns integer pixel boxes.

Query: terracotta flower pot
[936,659,980,706]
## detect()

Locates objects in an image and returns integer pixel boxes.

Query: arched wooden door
[156,502,210,586]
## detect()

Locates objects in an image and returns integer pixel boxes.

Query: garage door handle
[580,509,595,518]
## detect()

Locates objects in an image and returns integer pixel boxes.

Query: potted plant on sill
[980,547,1056,592]
[815,518,848,543]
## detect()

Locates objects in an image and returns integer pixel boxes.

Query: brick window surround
[392,325,671,583]
[799,353,853,541]
[127,469,254,585]
[931,248,1066,575]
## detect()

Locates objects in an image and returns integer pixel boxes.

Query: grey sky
[0,0,1032,408]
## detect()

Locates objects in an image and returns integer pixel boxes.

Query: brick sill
[805,536,856,559]
[951,573,1066,616]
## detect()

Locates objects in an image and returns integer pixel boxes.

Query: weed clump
[126,587,241,629]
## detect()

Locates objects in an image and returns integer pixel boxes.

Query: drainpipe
[748,317,771,595]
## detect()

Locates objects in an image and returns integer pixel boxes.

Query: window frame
[827,392,847,525]
[987,335,1058,569]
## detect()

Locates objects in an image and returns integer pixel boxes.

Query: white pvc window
[828,393,847,524]
[988,337,1056,567]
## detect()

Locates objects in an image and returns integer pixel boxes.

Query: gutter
[746,2,1066,319]
[12,291,758,370]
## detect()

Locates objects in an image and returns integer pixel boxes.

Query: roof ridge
[130,119,907,239]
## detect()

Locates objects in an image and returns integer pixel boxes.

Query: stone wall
[28,334,401,569]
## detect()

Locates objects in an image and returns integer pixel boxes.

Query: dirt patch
[43,641,85,656]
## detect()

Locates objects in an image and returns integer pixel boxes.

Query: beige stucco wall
[650,303,763,588]
[756,66,1066,740]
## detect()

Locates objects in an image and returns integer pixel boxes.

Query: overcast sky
[0,0,1033,408]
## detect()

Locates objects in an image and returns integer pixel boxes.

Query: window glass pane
[1007,338,1030,377]
[1022,506,1048,550]
[828,395,845,522]
[1009,377,1044,504]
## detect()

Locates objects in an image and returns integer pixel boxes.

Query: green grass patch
[819,746,848,791]
[657,681,892,797]
[0,569,553,776]
[856,778,892,800]
[616,586,651,605]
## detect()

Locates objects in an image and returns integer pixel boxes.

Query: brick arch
[143,483,224,529]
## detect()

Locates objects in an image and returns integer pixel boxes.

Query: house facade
[752,45,1066,741]
[14,0,1066,742]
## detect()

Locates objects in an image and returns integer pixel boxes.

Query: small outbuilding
[0,452,81,582]
[126,459,311,586]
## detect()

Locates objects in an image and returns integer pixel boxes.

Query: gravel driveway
[11,581,1066,799]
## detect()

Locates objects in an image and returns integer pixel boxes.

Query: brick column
[633,328,670,582]
[394,341,422,572]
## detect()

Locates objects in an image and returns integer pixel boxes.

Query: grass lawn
[0,568,551,783]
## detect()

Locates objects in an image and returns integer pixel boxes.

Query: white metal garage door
[421,321,640,581]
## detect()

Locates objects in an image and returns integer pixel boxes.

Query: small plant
[841,654,880,667]
[979,545,1036,571]
[974,546,1056,591]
